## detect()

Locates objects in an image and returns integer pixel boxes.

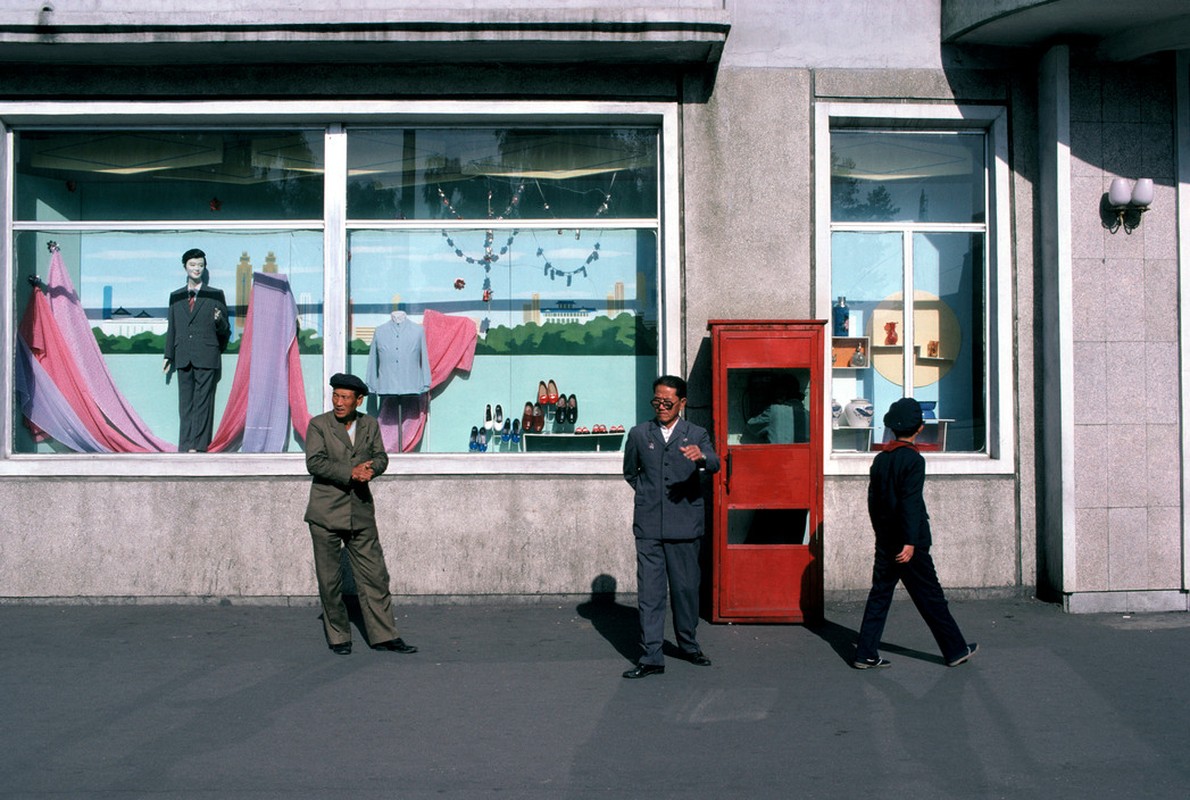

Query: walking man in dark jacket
[854,397,977,669]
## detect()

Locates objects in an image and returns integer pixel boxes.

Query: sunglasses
[650,398,679,410]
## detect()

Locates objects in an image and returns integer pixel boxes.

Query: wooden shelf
[831,336,870,370]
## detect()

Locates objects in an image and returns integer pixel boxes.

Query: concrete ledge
[825,585,1036,604]
[0,593,631,607]
[0,6,730,66]
[1064,590,1190,614]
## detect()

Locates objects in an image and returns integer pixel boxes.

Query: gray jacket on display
[365,317,431,395]
[623,417,720,540]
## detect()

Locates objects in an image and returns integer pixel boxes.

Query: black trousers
[856,543,967,663]
[635,537,702,666]
[177,364,220,452]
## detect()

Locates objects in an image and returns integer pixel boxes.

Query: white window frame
[0,100,681,477]
[814,102,1014,476]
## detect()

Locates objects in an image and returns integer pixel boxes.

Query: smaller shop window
[828,130,988,454]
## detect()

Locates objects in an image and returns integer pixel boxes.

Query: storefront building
[1,1,1187,612]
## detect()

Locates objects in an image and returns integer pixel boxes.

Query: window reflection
[727,369,811,445]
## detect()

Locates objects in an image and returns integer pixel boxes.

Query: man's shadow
[576,574,639,662]
[806,608,942,667]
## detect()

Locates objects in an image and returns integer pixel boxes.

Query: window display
[829,130,987,453]
[10,124,661,457]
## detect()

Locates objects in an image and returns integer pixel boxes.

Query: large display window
[828,131,987,454]
[815,103,1014,474]
[5,113,667,462]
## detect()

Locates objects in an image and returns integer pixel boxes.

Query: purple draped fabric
[242,272,299,453]
[14,339,107,453]
[46,249,176,452]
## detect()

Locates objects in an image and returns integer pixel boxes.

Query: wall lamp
[1104,177,1153,234]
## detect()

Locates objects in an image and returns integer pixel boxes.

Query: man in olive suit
[304,373,417,656]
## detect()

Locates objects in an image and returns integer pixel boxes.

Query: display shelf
[523,432,624,452]
[831,336,870,370]
[831,426,873,452]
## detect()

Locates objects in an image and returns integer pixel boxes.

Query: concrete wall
[0,477,635,600]
[1065,49,1184,608]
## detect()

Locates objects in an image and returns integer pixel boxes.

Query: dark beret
[329,372,369,396]
[883,397,923,431]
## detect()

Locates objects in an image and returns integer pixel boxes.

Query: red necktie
[188,292,196,312]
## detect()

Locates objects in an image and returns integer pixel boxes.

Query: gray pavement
[2,595,1189,799]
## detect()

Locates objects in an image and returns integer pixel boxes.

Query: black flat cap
[329,372,369,396]
[883,397,923,431]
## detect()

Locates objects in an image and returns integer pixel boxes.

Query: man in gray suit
[163,248,230,452]
[304,373,417,656]
[621,375,720,678]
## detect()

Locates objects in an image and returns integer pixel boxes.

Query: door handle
[725,450,732,493]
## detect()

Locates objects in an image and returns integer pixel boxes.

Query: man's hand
[679,444,705,463]
[162,358,172,374]
[895,544,915,564]
[350,460,374,482]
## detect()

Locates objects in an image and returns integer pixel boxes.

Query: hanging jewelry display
[532,174,614,286]
[437,182,525,328]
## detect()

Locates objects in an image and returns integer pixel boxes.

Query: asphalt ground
[2,595,1189,799]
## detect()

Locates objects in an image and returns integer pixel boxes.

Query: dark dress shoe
[622,663,664,679]
[685,651,712,667]
[330,642,352,655]
[567,394,578,424]
[372,638,418,654]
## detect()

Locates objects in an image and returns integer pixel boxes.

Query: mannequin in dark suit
[304,373,417,656]
[163,248,230,452]
[621,375,720,678]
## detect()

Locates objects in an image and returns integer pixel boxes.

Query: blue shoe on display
[469,426,479,451]
[511,419,522,443]
[501,418,512,442]
[478,430,487,452]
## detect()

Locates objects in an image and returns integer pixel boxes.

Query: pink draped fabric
[207,274,311,452]
[377,310,477,453]
[18,286,146,453]
[45,248,176,451]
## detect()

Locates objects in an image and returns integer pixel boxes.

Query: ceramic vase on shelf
[832,296,849,336]
[843,398,874,428]
[884,321,898,345]
[918,401,937,421]
[832,398,843,425]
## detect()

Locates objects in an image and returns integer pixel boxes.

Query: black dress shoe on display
[684,651,712,667]
[567,394,578,424]
[372,638,418,654]
[330,642,352,655]
[622,663,665,679]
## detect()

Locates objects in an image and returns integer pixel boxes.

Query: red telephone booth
[707,320,825,623]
